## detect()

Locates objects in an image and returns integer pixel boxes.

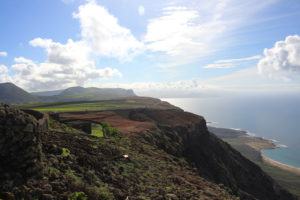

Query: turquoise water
[262,148,300,168]
[162,94,300,168]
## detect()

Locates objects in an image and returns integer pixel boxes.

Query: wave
[269,139,288,148]
[206,121,219,125]
[230,128,256,137]
[231,128,242,131]
[270,139,279,143]
[245,131,256,137]
[276,144,288,148]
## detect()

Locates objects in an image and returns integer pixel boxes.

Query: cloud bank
[144,0,277,67]
[0,65,8,73]
[1,1,145,91]
[258,35,300,79]
[73,1,143,59]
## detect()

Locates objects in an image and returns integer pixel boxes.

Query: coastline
[244,133,300,175]
[209,126,300,175]
[262,154,300,175]
[246,135,300,175]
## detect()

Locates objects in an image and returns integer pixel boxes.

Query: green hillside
[0,83,136,104]
[0,82,40,104]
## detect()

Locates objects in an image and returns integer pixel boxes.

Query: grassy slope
[210,127,300,197]
[15,97,177,112]
[0,82,40,104]
[91,124,103,138]
[41,118,239,199]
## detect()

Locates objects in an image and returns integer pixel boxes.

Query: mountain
[0,103,296,199]
[0,82,39,104]
[53,86,136,102]
[0,83,136,104]
[31,89,64,96]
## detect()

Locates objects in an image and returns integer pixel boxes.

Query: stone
[166,193,178,200]
[43,184,52,192]
[23,123,34,132]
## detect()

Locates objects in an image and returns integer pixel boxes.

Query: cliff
[0,104,297,199]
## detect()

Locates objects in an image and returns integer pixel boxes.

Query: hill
[31,89,64,96]
[52,86,136,102]
[0,82,39,104]
[0,83,136,104]
[0,103,296,199]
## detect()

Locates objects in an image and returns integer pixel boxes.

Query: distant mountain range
[0,82,136,104]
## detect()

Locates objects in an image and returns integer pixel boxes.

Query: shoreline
[262,154,300,175]
[208,125,300,175]
[214,126,300,175]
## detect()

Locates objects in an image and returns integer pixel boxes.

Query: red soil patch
[59,111,155,135]
[59,109,205,137]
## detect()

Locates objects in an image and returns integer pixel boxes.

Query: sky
[0,0,300,97]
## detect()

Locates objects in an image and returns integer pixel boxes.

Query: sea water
[162,93,300,168]
[262,148,300,168]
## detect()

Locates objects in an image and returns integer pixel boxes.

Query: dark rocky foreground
[0,104,297,200]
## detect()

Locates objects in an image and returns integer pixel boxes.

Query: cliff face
[0,104,45,190]
[0,105,297,200]
[126,109,296,200]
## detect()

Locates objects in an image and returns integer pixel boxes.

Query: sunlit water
[162,94,300,168]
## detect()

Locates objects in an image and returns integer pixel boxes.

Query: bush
[68,191,87,200]
[102,122,121,138]
[61,147,71,157]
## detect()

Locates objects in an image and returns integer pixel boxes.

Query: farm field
[16,97,177,112]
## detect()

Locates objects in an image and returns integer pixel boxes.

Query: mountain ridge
[0,82,136,104]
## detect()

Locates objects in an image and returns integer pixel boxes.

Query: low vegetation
[61,147,71,158]
[91,124,103,138]
[15,97,176,112]
[49,119,85,134]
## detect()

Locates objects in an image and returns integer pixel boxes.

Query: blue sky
[0,0,300,97]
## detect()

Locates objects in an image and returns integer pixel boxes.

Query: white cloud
[14,57,33,64]
[144,0,277,67]
[204,55,261,69]
[215,55,262,63]
[145,6,214,67]
[88,67,300,97]
[204,63,235,69]
[2,0,143,91]
[138,5,145,16]
[258,35,300,80]
[86,79,223,98]
[0,52,7,57]
[0,65,8,73]
[73,1,144,59]
[9,37,122,91]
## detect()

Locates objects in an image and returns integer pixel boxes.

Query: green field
[15,97,173,112]
[91,124,103,138]
[16,100,146,112]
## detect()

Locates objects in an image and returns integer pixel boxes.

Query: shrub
[68,191,87,200]
[102,122,121,138]
[61,147,71,157]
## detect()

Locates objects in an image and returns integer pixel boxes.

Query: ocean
[162,93,300,168]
